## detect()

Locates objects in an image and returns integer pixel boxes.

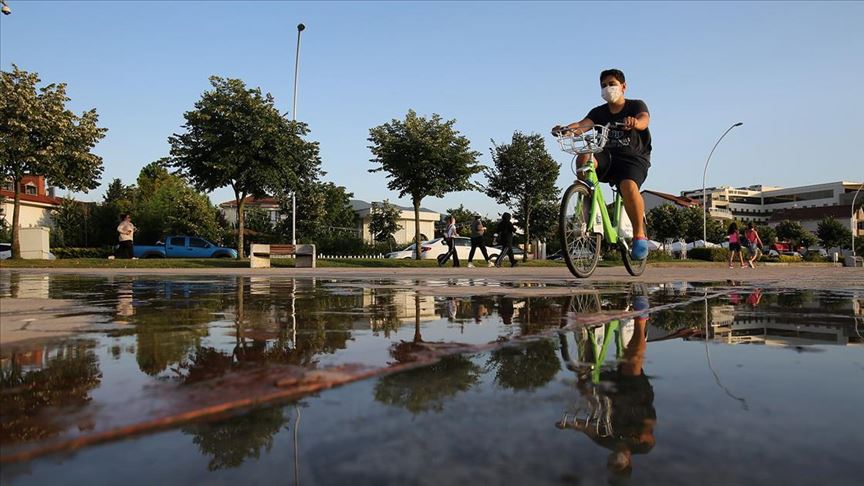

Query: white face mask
[601,85,623,103]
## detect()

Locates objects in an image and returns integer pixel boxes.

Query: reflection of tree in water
[517,297,567,335]
[487,339,560,391]
[367,289,403,337]
[134,307,214,376]
[0,342,101,443]
[374,355,481,414]
[182,406,289,471]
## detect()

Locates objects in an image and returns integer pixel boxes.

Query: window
[189,238,209,248]
[25,183,37,195]
[169,237,186,247]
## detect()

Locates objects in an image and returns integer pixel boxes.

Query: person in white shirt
[439,215,460,267]
[117,214,136,259]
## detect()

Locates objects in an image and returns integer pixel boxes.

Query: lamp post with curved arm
[702,122,743,243]
[290,23,305,245]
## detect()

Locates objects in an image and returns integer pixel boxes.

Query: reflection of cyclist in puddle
[498,297,515,325]
[557,295,655,478]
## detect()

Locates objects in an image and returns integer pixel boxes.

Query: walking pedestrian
[744,223,763,268]
[116,213,136,259]
[495,212,518,268]
[439,215,460,267]
[467,215,493,268]
[727,222,745,269]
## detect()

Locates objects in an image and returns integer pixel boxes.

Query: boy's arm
[552,117,594,136]
[623,112,650,131]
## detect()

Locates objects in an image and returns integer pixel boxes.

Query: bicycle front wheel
[559,183,602,278]
[620,215,649,276]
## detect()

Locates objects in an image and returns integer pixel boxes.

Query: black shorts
[595,156,649,189]
[729,242,741,252]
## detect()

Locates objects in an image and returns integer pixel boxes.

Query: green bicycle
[555,124,648,278]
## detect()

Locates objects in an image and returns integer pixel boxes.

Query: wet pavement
[1,271,862,485]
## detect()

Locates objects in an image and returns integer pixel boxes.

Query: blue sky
[2,1,862,216]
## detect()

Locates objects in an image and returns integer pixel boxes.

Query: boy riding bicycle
[552,69,652,259]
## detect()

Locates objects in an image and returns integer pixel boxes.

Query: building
[0,176,61,230]
[218,196,283,227]
[680,181,864,235]
[351,199,440,244]
[641,189,702,212]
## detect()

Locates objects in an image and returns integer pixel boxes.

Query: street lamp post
[852,182,864,256]
[290,23,305,246]
[702,122,743,243]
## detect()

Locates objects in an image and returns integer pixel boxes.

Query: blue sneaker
[630,237,649,260]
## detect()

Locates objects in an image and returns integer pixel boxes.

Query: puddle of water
[1,272,862,484]
[2,284,861,485]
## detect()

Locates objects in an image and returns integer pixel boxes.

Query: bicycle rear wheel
[620,215,649,276]
[559,183,602,278]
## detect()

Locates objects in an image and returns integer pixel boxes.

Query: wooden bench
[250,243,316,269]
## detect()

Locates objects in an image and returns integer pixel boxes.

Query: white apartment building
[681,181,864,235]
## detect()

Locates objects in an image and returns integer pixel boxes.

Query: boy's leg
[619,179,645,238]
[479,241,490,261]
[468,239,477,263]
[508,246,516,266]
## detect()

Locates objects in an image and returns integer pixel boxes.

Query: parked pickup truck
[133,236,237,259]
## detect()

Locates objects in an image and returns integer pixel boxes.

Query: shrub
[688,247,729,262]
[778,254,802,263]
[52,247,114,259]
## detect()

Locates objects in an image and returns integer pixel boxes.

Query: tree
[775,219,818,248]
[756,224,776,247]
[279,181,358,243]
[51,197,94,248]
[1,66,107,258]
[133,161,223,244]
[679,206,725,242]
[368,110,481,259]
[168,76,322,257]
[484,132,560,260]
[817,216,852,249]
[91,178,136,246]
[647,204,682,246]
[368,199,402,244]
[445,204,479,237]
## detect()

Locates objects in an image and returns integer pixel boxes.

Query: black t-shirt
[586,99,652,169]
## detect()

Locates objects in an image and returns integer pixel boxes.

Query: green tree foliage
[775,220,818,248]
[514,199,558,245]
[646,204,682,244]
[485,132,560,260]
[91,178,136,246]
[1,66,107,258]
[278,181,357,243]
[183,407,288,471]
[755,224,776,247]
[646,204,725,243]
[133,161,223,245]
[369,199,402,243]
[244,207,273,236]
[487,339,560,391]
[817,216,852,249]
[51,197,96,248]
[169,76,322,257]
[373,354,481,413]
[445,204,478,237]
[368,110,481,259]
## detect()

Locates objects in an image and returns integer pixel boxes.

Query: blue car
[132,236,237,259]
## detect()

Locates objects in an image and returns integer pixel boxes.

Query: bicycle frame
[580,155,623,246]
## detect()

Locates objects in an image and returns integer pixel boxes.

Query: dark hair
[474,215,481,220]
[747,223,754,230]
[120,213,130,220]
[600,69,625,84]
[727,222,738,235]
[502,212,511,221]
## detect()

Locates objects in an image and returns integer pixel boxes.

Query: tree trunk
[236,191,246,259]
[11,178,21,259]
[523,206,530,262]
[413,198,421,261]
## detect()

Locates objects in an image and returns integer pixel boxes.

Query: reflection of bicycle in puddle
[556,287,655,477]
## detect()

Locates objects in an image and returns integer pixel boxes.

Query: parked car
[132,236,237,259]
[422,237,473,261]
[0,242,56,260]
[385,242,422,259]
[488,245,527,261]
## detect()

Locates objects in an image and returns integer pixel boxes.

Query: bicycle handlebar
[554,124,617,155]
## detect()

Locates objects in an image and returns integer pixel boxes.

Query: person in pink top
[727,222,745,268]
[744,223,764,268]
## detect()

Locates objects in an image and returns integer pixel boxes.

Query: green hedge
[52,247,114,259]
[687,247,730,262]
